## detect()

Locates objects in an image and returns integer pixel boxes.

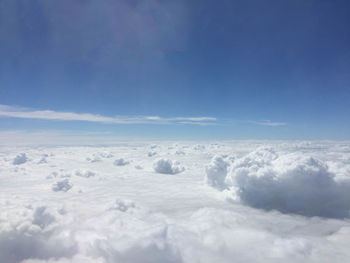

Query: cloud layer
[1,141,350,262]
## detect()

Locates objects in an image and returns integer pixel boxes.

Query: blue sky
[1,0,350,140]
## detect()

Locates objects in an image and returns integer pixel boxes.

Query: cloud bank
[2,141,350,262]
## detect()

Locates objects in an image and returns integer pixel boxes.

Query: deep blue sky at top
[0,0,350,139]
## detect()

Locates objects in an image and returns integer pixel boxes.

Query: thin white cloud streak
[172,117,217,121]
[177,121,217,126]
[248,120,287,127]
[0,105,216,125]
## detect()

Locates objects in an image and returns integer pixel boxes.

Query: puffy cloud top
[153,158,185,174]
[206,147,350,219]
[205,155,229,190]
[13,153,28,165]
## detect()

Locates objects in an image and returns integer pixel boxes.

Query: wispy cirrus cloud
[0,104,216,126]
[247,120,287,127]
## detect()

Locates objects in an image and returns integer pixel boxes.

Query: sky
[0,0,350,140]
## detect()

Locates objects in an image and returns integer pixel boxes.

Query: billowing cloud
[206,147,350,219]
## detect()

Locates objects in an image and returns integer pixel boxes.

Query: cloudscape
[1,1,350,262]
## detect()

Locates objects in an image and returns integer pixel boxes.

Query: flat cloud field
[1,141,350,263]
